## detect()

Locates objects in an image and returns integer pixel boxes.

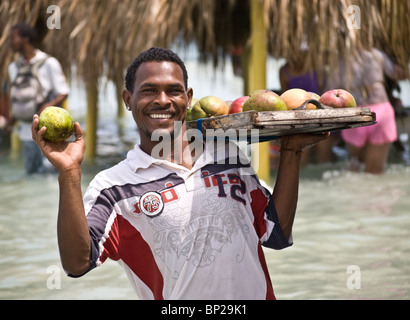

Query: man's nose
[156,91,171,106]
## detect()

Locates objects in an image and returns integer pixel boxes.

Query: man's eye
[168,88,184,94]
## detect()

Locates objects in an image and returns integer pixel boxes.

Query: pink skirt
[341,102,397,147]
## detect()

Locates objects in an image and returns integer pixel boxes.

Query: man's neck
[21,46,36,61]
[139,137,195,170]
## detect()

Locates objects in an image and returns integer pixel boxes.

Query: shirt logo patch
[139,191,164,217]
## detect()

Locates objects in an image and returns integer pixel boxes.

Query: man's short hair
[11,23,37,45]
[125,47,189,92]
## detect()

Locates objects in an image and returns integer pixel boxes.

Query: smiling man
[122,49,194,168]
[32,47,328,300]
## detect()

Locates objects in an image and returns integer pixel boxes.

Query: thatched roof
[265,0,410,76]
[1,0,409,90]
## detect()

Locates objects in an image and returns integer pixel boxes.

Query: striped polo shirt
[78,141,292,299]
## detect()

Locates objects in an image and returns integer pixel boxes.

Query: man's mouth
[149,113,173,119]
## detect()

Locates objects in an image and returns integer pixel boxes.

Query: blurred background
[1,0,410,300]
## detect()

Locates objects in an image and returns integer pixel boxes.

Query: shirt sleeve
[261,197,293,250]
[41,57,70,97]
[67,177,121,278]
[248,176,293,250]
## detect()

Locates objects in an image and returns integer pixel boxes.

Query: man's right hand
[31,114,85,172]
[32,113,91,276]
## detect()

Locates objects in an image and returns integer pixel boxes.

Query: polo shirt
[80,141,292,299]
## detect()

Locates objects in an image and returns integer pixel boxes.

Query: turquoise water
[267,165,410,300]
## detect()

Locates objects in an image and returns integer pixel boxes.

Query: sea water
[266,165,410,300]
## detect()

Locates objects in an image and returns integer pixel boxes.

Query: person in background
[277,51,334,168]
[8,23,69,174]
[384,74,407,118]
[326,48,407,174]
[279,54,320,94]
[0,81,9,131]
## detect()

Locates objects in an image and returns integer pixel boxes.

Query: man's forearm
[272,149,301,240]
[57,167,91,276]
[271,132,329,239]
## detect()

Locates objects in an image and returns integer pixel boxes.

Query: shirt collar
[18,49,47,65]
[127,144,195,174]
[126,144,164,172]
[126,140,241,174]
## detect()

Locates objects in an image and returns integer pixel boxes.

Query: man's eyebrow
[139,82,157,88]
[139,82,184,88]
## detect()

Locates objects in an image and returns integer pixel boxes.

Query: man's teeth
[150,114,172,119]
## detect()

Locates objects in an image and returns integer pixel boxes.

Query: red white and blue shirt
[77,142,292,299]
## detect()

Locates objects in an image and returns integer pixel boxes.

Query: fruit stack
[187,88,357,121]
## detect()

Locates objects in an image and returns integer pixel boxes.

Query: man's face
[124,61,193,150]
[9,29,24,53]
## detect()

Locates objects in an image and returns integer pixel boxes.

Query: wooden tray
[186,100,376,143]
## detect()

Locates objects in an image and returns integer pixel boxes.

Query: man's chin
[151,121,185,139]
[149,128,173,141]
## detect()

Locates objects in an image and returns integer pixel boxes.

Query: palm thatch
[264,0,410,78]
[0,0,49,79]
[1,0,409,91]
[0,0,236,87]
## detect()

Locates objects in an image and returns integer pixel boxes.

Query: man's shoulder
[31,50,61,70]
[89,160,132,188]
[40,55,63,71]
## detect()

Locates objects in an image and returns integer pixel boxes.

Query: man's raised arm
[272,133,329,239]
[32,115,91,276]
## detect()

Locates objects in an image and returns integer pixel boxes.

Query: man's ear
[122,90,132,110]
[186,87,194,107]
